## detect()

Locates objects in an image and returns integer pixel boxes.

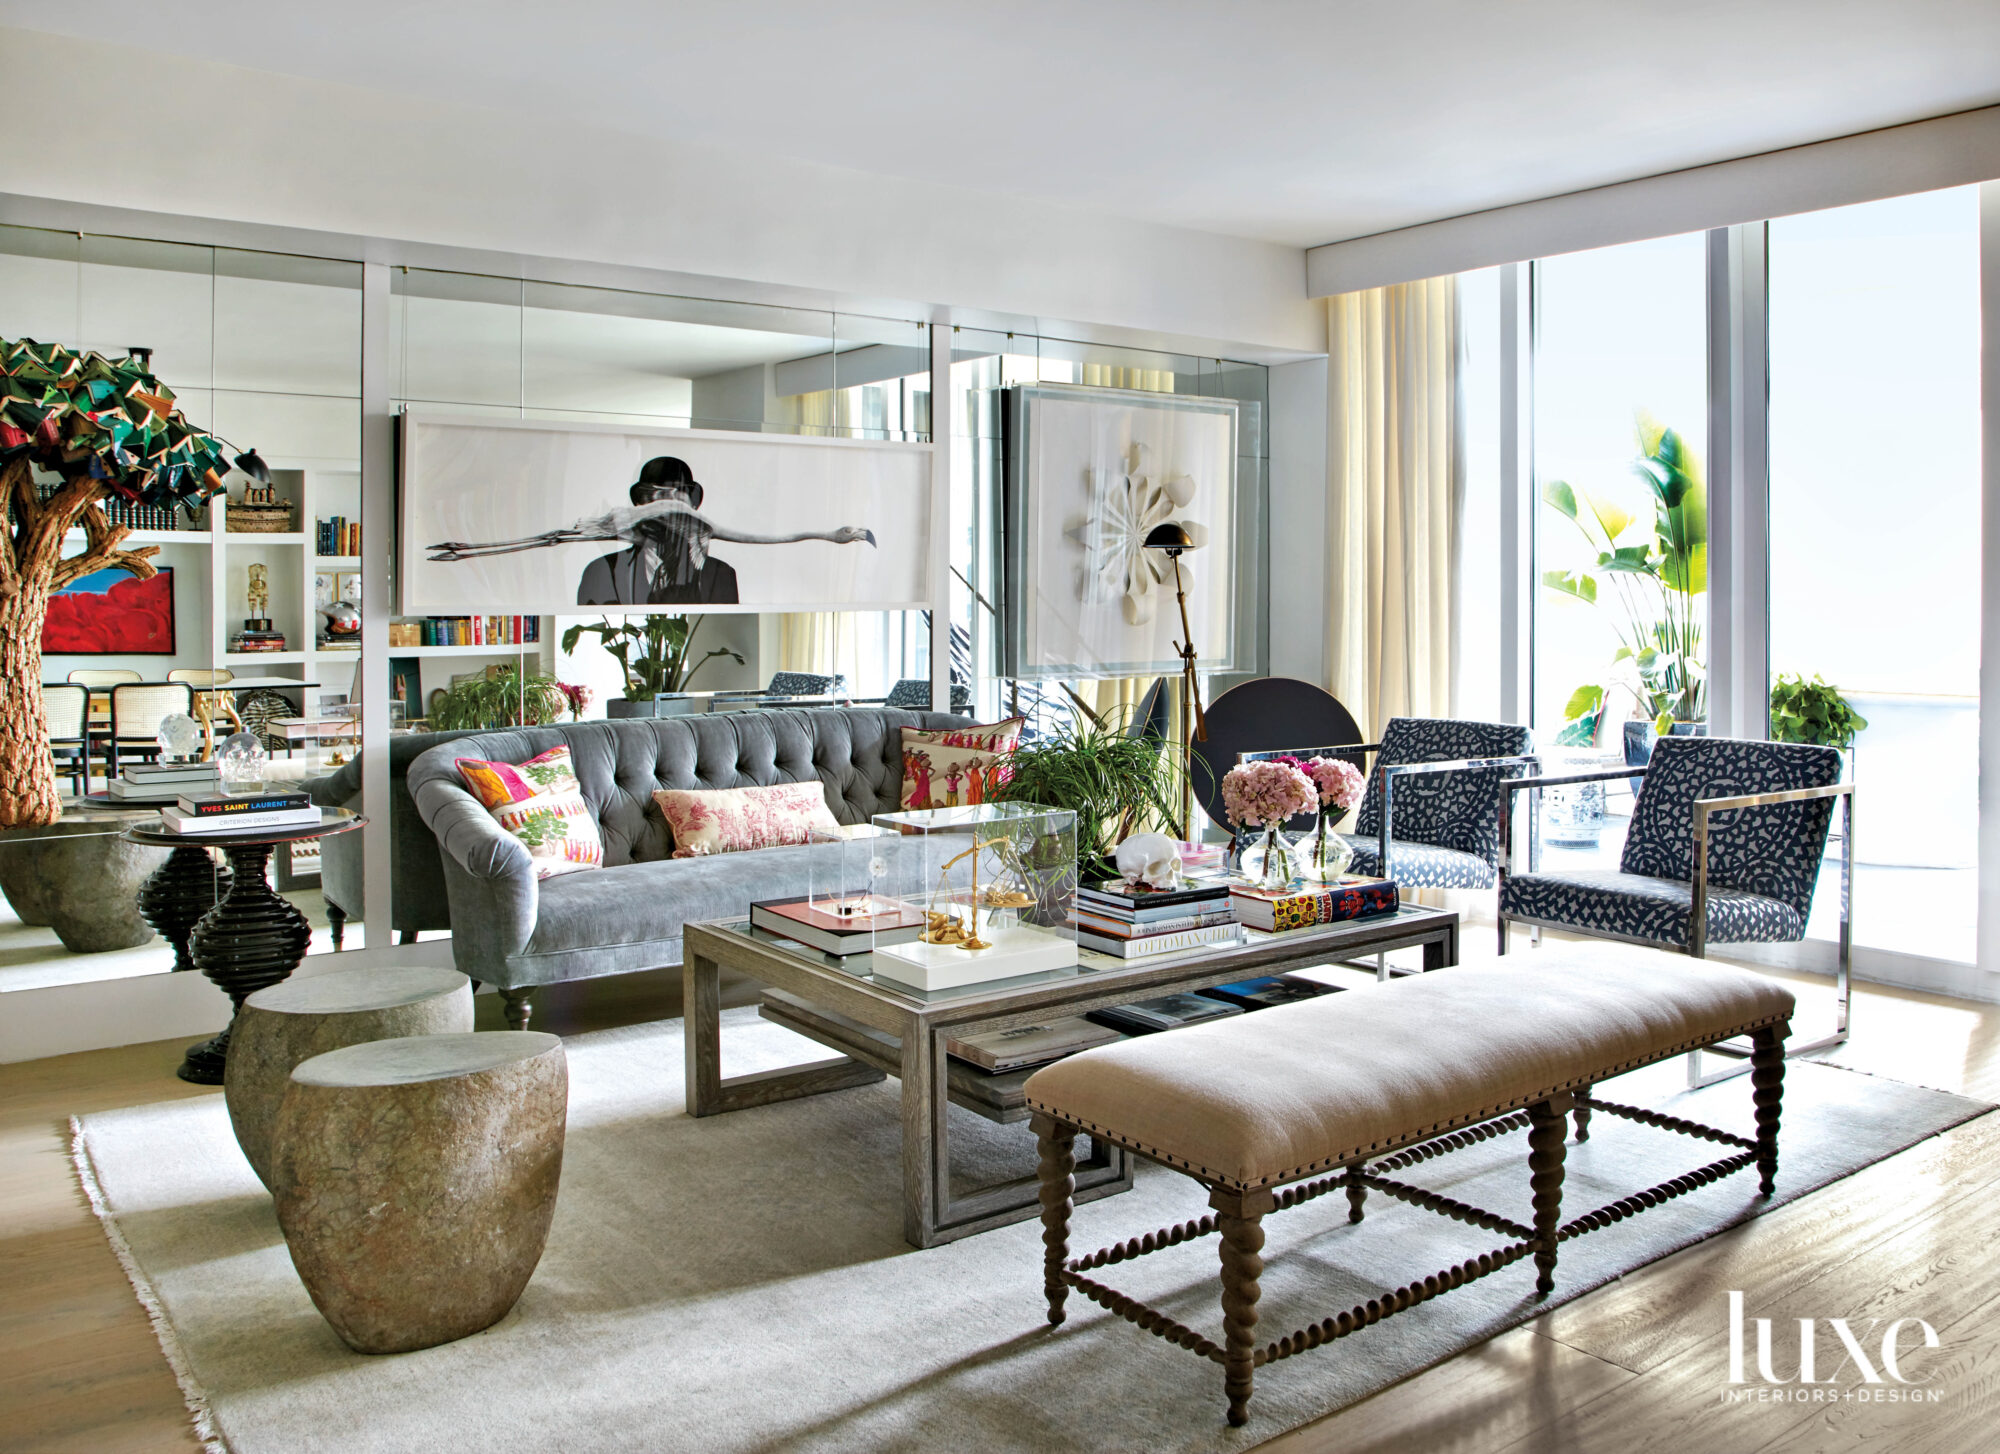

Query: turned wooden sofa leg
[1752,1025,1786,1196]
[1527,1097,1570,1296]
[499,987,535,1030]
[1033,1114,1075,1327]
[1211,1187,1274,1427]
[326,902,345,952]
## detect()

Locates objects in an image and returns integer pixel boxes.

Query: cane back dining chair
[42,683,94,795]
[1497,733,1852,1085]
[106,682,195,775]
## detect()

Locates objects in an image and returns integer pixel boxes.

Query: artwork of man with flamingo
[428,455,879,606]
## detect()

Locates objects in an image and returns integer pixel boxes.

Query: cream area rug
[74,1007,1990,1454]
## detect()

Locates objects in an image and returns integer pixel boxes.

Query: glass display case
[869,803,1078,990]
[745,823,924,955]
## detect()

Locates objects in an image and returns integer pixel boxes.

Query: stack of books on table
[1087,993,1243,1036]
[1229,876,1401,933]
[943,1016,1127,1073]
[106,761,221,802]
[1071,876,1240,959]
[160,790,319,835]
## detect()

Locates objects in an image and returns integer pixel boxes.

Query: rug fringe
[69,1115,230,1454]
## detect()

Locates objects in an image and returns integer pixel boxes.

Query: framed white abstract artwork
[1002,385,1238,680]
[398,415,934,614]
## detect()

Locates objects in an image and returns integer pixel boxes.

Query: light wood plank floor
[1,958,1993,1453]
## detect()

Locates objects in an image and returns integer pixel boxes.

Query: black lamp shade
[1143,522,1195,553]
[233,448,270,485]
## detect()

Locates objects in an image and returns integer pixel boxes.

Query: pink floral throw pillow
[652,781,842,859]
[454,746,604,880]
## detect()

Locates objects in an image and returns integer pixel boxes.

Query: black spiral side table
[123,810,366,1084]
[136,845,234,974]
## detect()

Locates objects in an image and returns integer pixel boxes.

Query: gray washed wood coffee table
[682,905,1460,1248]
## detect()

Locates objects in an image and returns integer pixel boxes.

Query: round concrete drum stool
[226,966,473,1190]
[271,1032,567,1355]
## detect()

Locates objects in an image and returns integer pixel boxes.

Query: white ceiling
[5,1,1997,248]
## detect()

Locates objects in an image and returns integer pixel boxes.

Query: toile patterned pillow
[651,781,842,859]
[454,745,604,880]
[898,717,1024,810]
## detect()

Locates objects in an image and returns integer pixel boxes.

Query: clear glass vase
[1239,823,1300,891]
[1300,810,1354,884]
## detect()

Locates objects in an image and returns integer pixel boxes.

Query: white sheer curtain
[1325,277,1463,737]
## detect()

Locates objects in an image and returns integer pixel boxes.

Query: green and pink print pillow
[454,745,603,879]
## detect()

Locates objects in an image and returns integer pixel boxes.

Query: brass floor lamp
[1143,523,1206,835]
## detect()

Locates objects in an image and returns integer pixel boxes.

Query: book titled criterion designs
[749,895,927,956]
[1229,876,1400,933]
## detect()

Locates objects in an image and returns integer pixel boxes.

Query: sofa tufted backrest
[408,708,967,867]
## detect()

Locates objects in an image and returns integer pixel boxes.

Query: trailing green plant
[1546,412,1707,740]
[992,710,1188,877]
[559,615,743,700]
[1770,673,1868,750]
[429,667,568,731]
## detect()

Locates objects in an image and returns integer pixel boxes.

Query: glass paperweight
[155,712,203,763]
[215,731,269,795]
[869,803,1078,991]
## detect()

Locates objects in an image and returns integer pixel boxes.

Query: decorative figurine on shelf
[231,561,287,653]
[317,600,360,642]
[1114,831,1183,891]
[224,448,294,533]
[246,562,269,628]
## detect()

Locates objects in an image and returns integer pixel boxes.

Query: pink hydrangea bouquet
[1221,759,1317,829]
[1304,755,1365,815]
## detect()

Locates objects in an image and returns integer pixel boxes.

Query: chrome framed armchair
[1245,717,1536,888]
[1497,733,1851,1084]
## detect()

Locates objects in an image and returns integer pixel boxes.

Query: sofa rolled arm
[408,769,539,968]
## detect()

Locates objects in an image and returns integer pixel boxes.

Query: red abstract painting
[43,567,176,655]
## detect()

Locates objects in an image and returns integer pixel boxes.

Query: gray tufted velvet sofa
[408,707,967,1027]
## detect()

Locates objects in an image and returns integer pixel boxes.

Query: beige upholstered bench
[1023,948,1795,1425]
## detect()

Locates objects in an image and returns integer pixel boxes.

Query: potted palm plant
[1544,412,1707,767]
[559,615,744,718]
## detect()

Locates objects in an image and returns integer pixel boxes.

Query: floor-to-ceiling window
[1531,232,1709,868]
[1768,185,1982,965]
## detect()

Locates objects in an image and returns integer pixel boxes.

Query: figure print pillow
[652,781,842,859]
[454,745,604,879]
[899,717,1024,810]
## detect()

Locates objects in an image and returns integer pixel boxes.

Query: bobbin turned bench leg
[1751,1025,1786,1196]
[1527,1095,1571,1296]
[1033,1114,1075,1327]
[1212,1186,1276,1426]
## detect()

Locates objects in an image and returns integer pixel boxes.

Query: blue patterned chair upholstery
[1498,734,1853,1080]
[1341,717,1537,890]
[1500,735,1841,949]
[882,678,974,712]
[763,672,847,697]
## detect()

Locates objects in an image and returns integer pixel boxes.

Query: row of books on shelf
[392,616,543,647]
[95,495,201,532]
[316,517,360,555]
[942,973,1342,1073]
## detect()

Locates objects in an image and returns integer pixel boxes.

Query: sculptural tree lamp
[0,338,232,827]
[1143,522,1208,744]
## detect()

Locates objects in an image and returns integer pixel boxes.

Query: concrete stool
[226,966,473,1190]
[271,1032,567,1355]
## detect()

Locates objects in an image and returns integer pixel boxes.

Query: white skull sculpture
[1114,832,1183,891]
